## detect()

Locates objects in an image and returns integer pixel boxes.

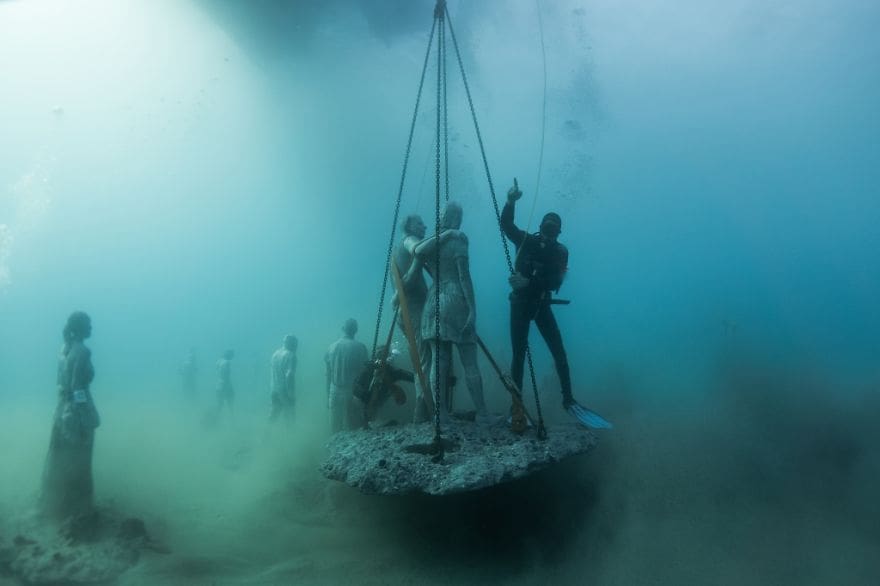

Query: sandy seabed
[2,379,879,586]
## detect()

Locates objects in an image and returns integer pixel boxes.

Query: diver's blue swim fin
[567,402,613,430]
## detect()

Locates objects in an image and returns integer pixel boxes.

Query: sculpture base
[322,420,596,495]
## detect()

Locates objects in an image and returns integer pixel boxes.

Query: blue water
[1,1,878,584]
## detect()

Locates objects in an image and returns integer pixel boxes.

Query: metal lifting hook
[434,0,446,20]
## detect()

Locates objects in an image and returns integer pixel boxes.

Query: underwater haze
[1,0,879,584]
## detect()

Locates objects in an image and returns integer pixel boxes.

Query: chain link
[442,18,450,203]
[445,8,512,273]
[433,7,444,441]
[525,346,547,438]
[372,17,438,358]
[445,5,547,437]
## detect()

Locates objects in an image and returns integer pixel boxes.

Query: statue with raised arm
[394,214,428,337]
[411,202,490,423]
[394,214,441,422]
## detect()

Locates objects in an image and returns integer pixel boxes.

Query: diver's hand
[507,178,523,203]
[508,273,529,290]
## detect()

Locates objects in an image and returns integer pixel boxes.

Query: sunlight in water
[0,164,54,289]
[0,223,12,289]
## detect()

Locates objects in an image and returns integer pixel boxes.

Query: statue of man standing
[325,318,369,432]
[269,334,298,423]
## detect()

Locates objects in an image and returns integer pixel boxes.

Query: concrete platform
[322,420,596,496]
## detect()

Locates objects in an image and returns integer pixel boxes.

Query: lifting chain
[371,17,437,358]
[444,4,547,439]
[432,2,445,447]
[374,0,548,441]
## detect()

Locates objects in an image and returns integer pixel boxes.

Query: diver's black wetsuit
[501,201,572,404]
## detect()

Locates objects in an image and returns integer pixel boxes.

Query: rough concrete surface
[322,420,597,495]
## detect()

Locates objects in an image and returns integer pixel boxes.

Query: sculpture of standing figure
[270,335,298,423]
[216,350,235,415]
[325,319,368,432]
[394,214,447,421]
[394,214,429,338]
[179,347,198,399]
[410,202,489,422]
[42,311,101,521]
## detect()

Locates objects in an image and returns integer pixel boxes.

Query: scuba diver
[353,345,413,426]
[501,180,611,429]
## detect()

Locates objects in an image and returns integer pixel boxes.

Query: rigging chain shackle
[443,3,547,439]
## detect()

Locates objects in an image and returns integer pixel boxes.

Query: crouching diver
[501,180,611,430]
[353,345,413,427]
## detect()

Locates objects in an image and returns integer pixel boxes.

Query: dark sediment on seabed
[322,420,597,495]
[0,508,166,585]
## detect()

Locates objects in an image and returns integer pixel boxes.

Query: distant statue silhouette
[270,335,298,423]
[216,349,235,415]
[41,311,101,521]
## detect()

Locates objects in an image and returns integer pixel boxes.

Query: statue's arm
[401,235,425,286]
[412,229,457,258]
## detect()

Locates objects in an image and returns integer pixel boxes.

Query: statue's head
[402,214,427,239]
[441,202,463,230]
[283,334,298,351]
[223,349,235,360]
[63,311,91,343]
[343,318,358,337]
